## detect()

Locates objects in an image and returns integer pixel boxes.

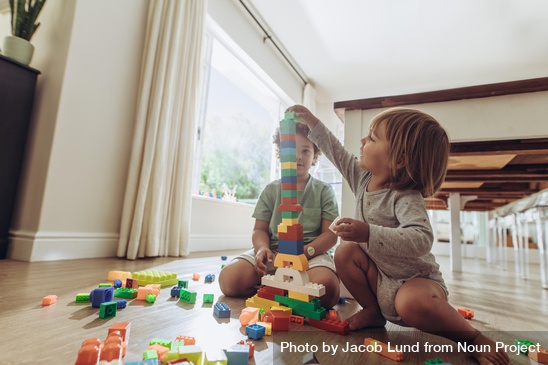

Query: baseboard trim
[7,231,251,261]
[8,230,119,262]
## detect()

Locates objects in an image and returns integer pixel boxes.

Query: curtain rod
[238,0,308,85]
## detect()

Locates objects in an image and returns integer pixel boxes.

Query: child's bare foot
[346,309,386,331]
[469,332,509,365]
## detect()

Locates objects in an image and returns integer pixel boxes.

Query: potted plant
[2,0,47,65]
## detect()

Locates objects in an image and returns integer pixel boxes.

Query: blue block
[170,286,182,298]
[205,274,215,283]
[281,175,297,184]
[113,279,122,288]
[214,302,231,318]
[221,255,227,260]
[89,286,114,308]
[280,140,296,149]
[246,323,265,340]
[223,344,249,365]
[338,297,346,304]
[278,239,304,255]
[115,299,127,309]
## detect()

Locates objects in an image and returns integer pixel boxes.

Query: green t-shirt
[252,176,339,250]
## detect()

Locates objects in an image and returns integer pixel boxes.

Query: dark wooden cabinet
[0,54,40,259]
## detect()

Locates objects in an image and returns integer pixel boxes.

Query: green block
[515,339,537,354]
[145,293,157,303]
[203,293,214,303]
[99,301,117,319]
[280,154,297,163]
[275,295,321,311]
[282,211,300,219]
[281,190,298,198]
[424,359,444,365]
[281,169,297,177]
[143,349,158,360]
[178,280,188,288]
[284,111,296,120]
[114,287,138,299]
[75,293,90,302]
[292,306,326,320]
[179,288,197,304]
[150,338,172,349]
[280,120,296,134]
[99,283,112,287]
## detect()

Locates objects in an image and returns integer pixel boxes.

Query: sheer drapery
[117,0,206,259]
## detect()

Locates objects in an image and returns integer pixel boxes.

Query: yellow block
[288,290,312,302]
[256,321,272,335]
[271,306,293,315]
[282,218,299,226]
[278,223,287,233]
[281,161,297,169]
[245,295,279,311]
[274,253,309,271]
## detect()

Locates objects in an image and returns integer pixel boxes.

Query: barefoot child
[219,122,341,309]
[288,105,509,365]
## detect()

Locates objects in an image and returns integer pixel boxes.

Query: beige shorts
[234,248,336,274]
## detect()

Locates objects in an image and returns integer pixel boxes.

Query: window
[194,18,292,204]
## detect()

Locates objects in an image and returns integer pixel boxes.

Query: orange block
[175,335,196,345]
[457,307,474,319]
[148,344,169,362]
[528,346,548,363]
[237,340,255,358]
[42,294,57,306]
[364,338,403,362]
[192,273,200,281]
[109,322,131,343]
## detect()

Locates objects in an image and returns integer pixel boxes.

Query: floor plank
[0,251,546,364]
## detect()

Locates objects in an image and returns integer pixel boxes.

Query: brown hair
[273,121,321,159]
[370,108,449,197]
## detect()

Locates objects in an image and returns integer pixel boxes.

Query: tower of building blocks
[248,112,348,335]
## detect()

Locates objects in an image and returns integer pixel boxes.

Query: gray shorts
[234,248,336,274]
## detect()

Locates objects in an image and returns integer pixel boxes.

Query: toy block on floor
[457,307,474,319]
[114,287,138,299]
[515,339,537,354]
[214,302,231,318]
[203,293,214,303]
[245,323,266,340]
[308,317,349,335]
[256,321,272,335]
[364,338,403,362]
[132,270,178,287]
[171,286,182,298]
[223,344,249,365]
[109,322,131,343]
[192,273,200,281]
[75,293,90,303]
[99,301,118,319]
[204,349,228,364]
[178,280,188,288]
[290,315,305,325]
[204,274,215,283]
[148,344,169,363]
[145,293,157,303]
[41,294,57,306]
[108,271,132,284]
[262,309,290,331]
[239,307,259,326]
[136,287,160,301]
[175,345,202,365]
[174,335,195,345]
[528,346,548,363]
[116,300,127,309]
[90,287,115,308]
[179,288,197,304]
[125,278,139,289]
[75,339,101,365]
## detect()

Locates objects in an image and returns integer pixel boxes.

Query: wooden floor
[0,250,547,364]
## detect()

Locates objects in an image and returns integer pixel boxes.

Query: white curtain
[117,0,206,260]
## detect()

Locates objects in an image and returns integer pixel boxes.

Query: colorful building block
[204,274,215,283]
[174,335,195,345]
[178,280,188,288]
[204,349,228,365]
[42,294,57,306]
[125,278,139,289]
[203,293,214,303]
[132,270,178,287]
[239,307,259,326]
[90,287,114,308]
[170,286,182,298]
[237,340,255,358]
[223,344,249,365]
[136,287,160,301]
[457,307,474,319]
[192,273,200,281]
[214,302,231,318]
[99,301,117,319]
[107,271,132,284]
[145,293,157,303]
[116,300,127,309]
[75,293,90,303]
[246,323,266,340]
[108,322,131,343]
[179,288,197,304]
[364,338,403,362]
[262,310,290,331]
[114,287,138,299]
[308,317,349,335]
[528,346,548,363]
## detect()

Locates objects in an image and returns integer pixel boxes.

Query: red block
[308,317,349,335]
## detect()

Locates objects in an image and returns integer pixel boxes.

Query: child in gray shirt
[288,105,509,365]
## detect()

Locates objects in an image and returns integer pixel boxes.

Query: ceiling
[246,0,548,103]
[246,0,548,212]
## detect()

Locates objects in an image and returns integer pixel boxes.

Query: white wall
[8,0,149,261]
[7,0,302,261]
